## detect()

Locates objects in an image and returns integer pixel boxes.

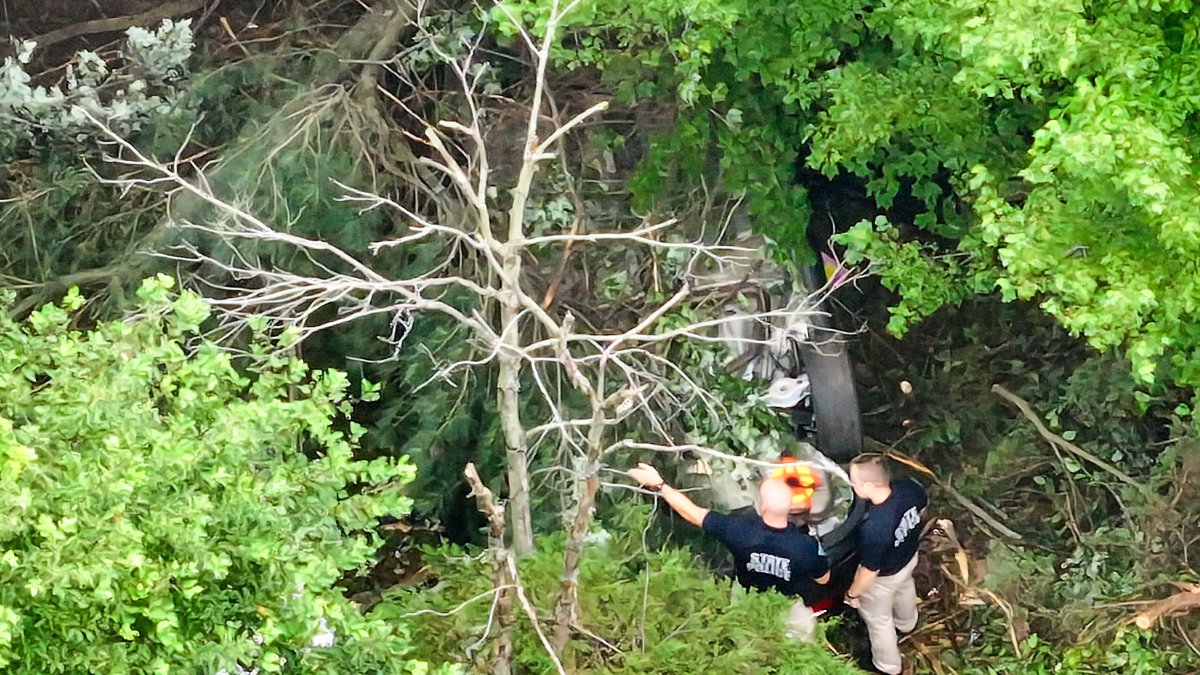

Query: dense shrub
[0,277,450,674]
[379,505,860,674]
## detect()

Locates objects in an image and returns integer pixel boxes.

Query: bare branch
[993,384,1143,489]
[606,441,852,486]
[535,100,609,154]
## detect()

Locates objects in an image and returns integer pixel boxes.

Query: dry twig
[992,384,1143,489]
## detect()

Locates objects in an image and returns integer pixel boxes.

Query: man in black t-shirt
[627,462,831,639]
[844,455,928,675]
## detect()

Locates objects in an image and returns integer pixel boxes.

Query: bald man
[627,463,831,639]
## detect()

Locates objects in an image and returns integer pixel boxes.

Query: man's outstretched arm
[628,462,710,527]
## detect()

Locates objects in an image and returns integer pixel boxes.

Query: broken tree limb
[464,463,515,675]
[24,0,206,50]
[1133,583,1200,630]
[992,384,1143,489]
[465,462,566,675]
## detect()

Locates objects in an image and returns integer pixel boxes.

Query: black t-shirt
[858,478,928,576]
[702,511,830,604]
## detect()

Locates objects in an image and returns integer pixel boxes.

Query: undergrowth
[375,505,861,674]
[849,296,1200,672]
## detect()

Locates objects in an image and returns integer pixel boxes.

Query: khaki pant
[857,555,918,674]
[783,600,816,642]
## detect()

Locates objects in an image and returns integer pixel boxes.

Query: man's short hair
[850,454,890,485]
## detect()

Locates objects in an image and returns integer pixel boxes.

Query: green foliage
[1,161,163,287]
[837,217,998,337]
[491,0,868,255]
[817,1,1200,390]
[0,278,446,674]
[0,19,207,287]
[962,628,1189,674]
[378,505,859,674]
[348,322,503,532]
[0,31,304,287]
[491,0,1200,390]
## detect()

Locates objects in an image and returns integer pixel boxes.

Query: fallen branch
[935,558,1023,658]
[24,0,206,50]
[992,384,1143,489]
[1132,583,1200,630]
[912,643,949,675]
[934,519,975,588]
[980,588,1024,658]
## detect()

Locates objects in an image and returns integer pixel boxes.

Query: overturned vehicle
[688,237,867,616]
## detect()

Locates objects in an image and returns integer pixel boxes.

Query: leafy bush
[0,277,449,674]
[378,505,859,674]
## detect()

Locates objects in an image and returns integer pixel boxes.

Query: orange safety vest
[769,456,821,511]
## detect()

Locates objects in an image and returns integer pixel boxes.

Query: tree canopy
[495,0,1200,392]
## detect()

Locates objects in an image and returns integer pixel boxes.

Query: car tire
[796,262,863,462]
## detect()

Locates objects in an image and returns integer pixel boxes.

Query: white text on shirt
[746,552,792,581]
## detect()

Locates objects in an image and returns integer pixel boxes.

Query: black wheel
[796,262,863,462]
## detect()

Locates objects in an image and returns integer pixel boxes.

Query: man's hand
[629,462,709,526]
[628,462,664,489]
[846,565,878,610]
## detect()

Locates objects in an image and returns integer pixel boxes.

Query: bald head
[759,478,795,520]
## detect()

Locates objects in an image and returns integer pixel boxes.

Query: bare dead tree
[78,0,867,665]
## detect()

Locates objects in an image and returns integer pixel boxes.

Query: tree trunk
[498,48,541,554]
[550,467,600,656]
[497,279,535,556]
[551,404,607,657]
